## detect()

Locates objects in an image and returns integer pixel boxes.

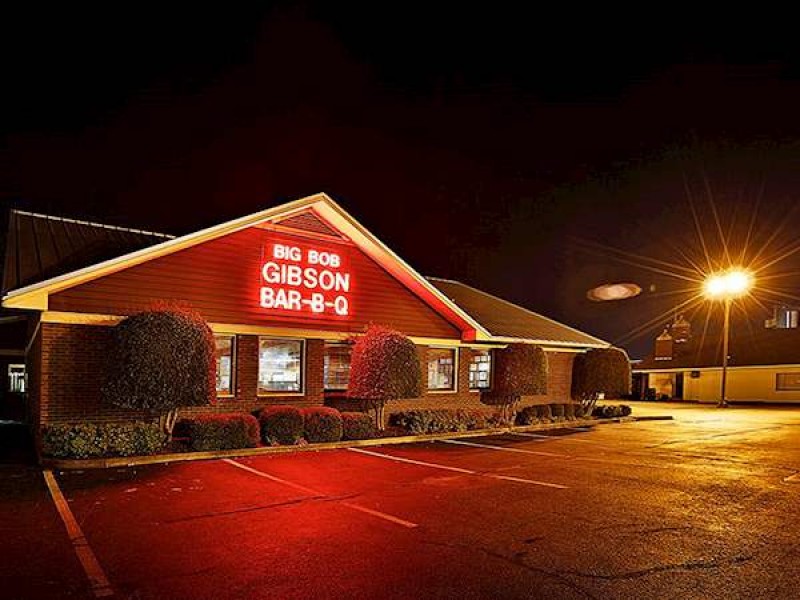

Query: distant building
[633,310,800,404]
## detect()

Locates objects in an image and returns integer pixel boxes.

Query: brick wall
[35,324,328,426]
[518,351,576,408]
[33,323,579,428]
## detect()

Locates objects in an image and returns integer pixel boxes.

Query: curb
[632,415,674,422]
[42,415,660,470]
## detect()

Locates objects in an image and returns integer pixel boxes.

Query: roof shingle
[427,277,609,347]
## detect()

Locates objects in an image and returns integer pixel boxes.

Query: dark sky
[3,4,800,357]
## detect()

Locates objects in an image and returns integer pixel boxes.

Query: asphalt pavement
[3,402,800,599]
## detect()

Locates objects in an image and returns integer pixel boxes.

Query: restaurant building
[0,194,609,430]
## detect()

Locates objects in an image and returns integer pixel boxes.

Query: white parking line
[440,439,566,457]
[42,470,114,598]
[223,458,418,529]
[348,447,568,489]
[509,431,607,445]
[224,458,319,495]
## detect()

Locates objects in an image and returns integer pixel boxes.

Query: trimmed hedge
[592,404,633,418]
[515,406,539,426]
[178,413,260,451]
[572,347,631,402]
[260,405,304,445]
[42,422,166,459]
[515,404,582,426]
[302,407,344,443]
[103,309,215,412]
[536,404,553,421]
[389,409,492,434]
[341,412,377,440]
[481,344,547,418]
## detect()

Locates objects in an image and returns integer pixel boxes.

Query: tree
[103,308,216,439]
[571,347,631,412]
[481,344,547,423]
[348,325,422,429]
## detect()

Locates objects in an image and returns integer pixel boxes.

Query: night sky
[3,4,800,357]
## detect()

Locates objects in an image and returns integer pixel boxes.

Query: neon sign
[260,243,351,316]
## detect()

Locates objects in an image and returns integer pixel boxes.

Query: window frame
[323,341,352,392]
[468,349,493,391]
[214,334,236,398]
[775,372,800,391]
[426,346,458,393]
[7,363,25,394]
[257,336,306,396]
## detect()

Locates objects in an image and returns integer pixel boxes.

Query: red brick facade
[28,322,577,428]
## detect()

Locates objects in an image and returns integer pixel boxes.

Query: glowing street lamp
[703,269,754,407]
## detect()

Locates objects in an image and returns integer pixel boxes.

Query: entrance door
[674,372,684,400]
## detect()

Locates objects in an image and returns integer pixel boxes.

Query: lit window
[258,338,304,393]
[776,373,800,391]
[428,348,456,391]
[469,350,492,390]
[8,364,25,393]
[324,343,351,391]
[215,335,235,395]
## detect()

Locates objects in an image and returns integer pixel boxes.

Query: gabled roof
[635,323,800,370]
[2,210,173,294]
[2,194,490,341]
[427,277,610,348]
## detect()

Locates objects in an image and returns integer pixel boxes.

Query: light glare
[703,269,753,299]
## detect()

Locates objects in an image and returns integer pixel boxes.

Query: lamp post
[703,269,754,408]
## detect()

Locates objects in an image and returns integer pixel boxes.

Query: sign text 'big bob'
[260,243,351,316]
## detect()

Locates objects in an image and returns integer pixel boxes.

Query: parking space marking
[224,458,320,495]
[440,439,566,457]
[509,431,608,445]
[223,459,418,529]
[348,448,568,489]
[43,470,114,598]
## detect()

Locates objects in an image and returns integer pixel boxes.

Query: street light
[703,269,754,407]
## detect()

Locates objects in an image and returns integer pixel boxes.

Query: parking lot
[5,403,800,599]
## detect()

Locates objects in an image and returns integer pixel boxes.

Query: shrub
[550,403,566,420]
[574,404,587,419]
[564,404,576,420]
[302,407,344,443]
[536,404,553,421]
[179,414,260,451]
[341,412,377,440]
[515,406,539,426]
[41,422,165,459]
[103,308,215,438]
[260,405,304,445]
[481,344,547,421]
[592,405,630,418]
[348,325,422,429]
[389,409,491,435]
[571,347,631,412]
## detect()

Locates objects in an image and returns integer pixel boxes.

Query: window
[258,338,304,393]
[469,350,492,390]
[7,364,25,393]
[215,335,235,395]
[324,343,351,391]
[427,347,456,391]
[776,372,800,391]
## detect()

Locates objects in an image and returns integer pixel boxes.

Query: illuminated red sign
[260,243,351,316]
